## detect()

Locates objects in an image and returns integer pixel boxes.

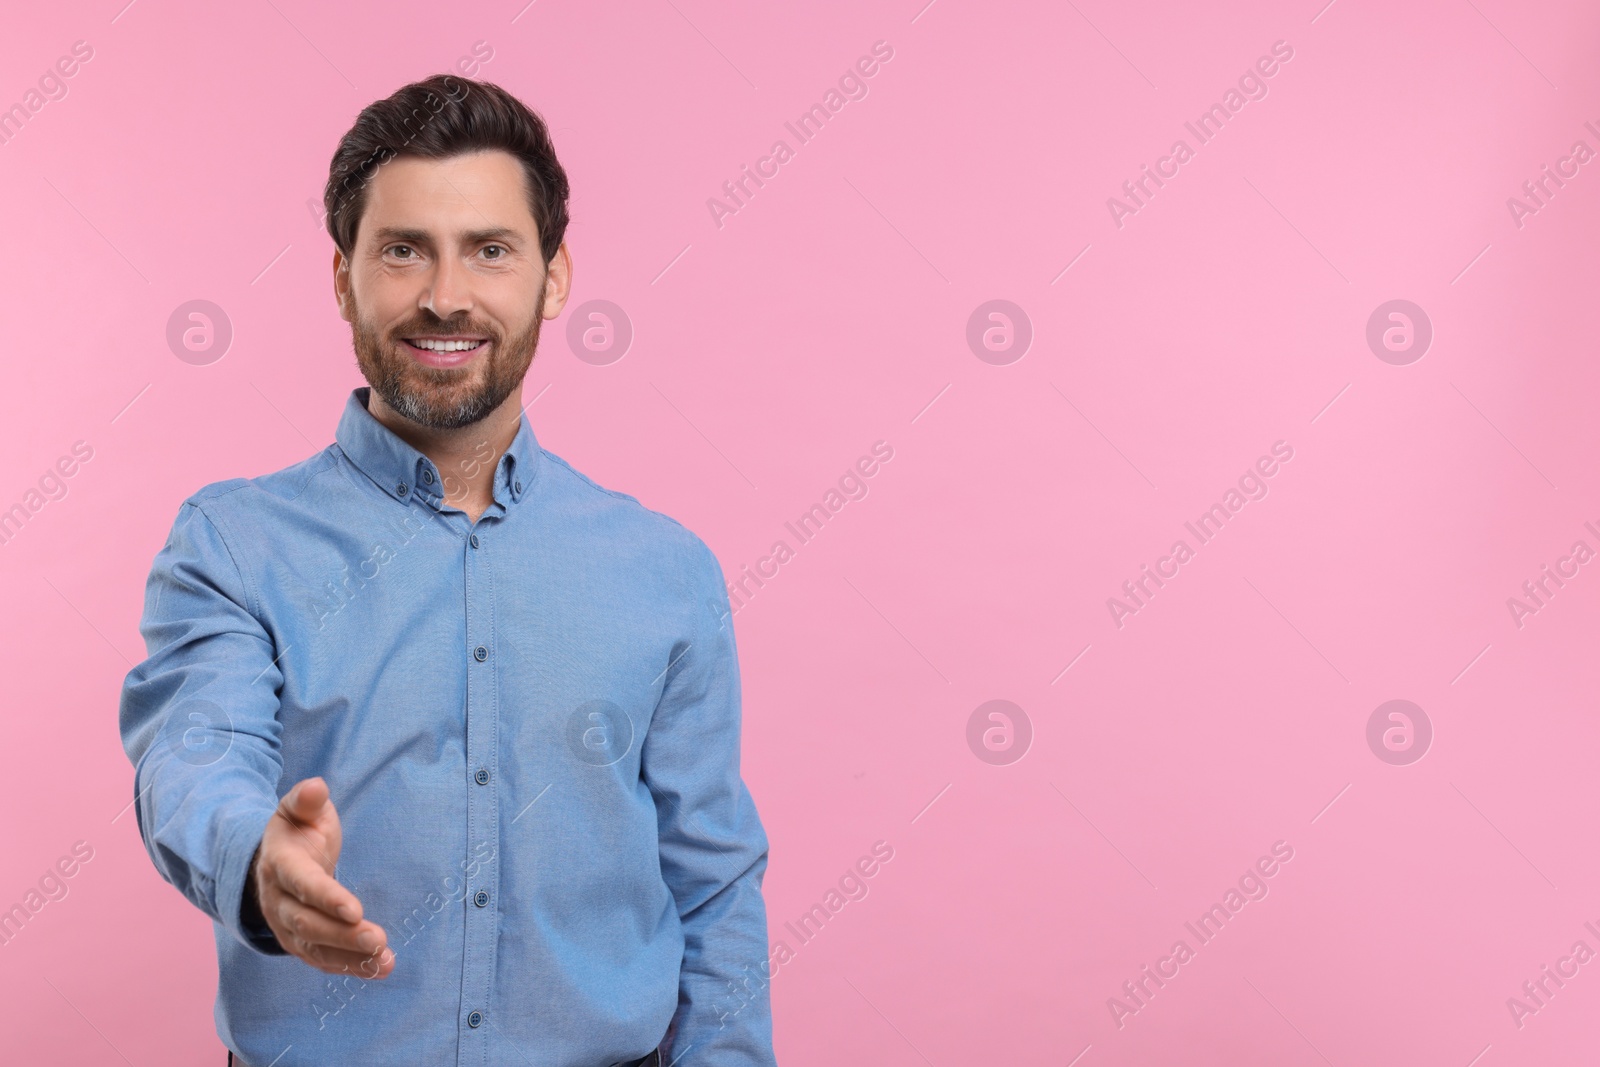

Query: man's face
[334,149,570,430]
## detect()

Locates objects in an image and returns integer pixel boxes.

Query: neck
[364,386,524,512]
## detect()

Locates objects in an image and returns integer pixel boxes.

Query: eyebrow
[371,226,525,245]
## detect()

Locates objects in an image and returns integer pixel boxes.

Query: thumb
[281,776,332,825]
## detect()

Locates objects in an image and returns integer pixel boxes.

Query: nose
[422,251,472,322]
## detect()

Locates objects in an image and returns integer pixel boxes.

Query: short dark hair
[323,74,570,265]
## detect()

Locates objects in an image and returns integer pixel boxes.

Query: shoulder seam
[191,479,253,503]
[187,500,262,620]
[187,446,341,506]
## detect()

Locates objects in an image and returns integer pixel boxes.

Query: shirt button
[467,1010,483,1028]
[514,479,523,494]
[474,890,489,907]
[474,767,490,785]
[397,482,409,496]
[470,533,480,549]
[473,645,488,662]
[422,469,434,484]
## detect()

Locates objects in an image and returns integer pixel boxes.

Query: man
[118,74,777,1067]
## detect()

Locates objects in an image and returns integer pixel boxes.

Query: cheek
[355,278,425,325]
[497,305,546,346]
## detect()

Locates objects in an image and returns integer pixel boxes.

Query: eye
[481,244,506,260]
[386,245,417,260]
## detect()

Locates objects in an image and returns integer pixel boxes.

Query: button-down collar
[334,386,539,511]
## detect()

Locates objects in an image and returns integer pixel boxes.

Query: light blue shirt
[118,386,776,1066]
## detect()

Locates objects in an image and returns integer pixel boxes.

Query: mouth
[400,335,491,368]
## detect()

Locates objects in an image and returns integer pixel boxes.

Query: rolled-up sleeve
[118,496,288,955]
[644,539,777,1066]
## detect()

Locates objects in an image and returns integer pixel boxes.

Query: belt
[227,1047,662,1066]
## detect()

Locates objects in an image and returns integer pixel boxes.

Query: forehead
[357,149,536,243]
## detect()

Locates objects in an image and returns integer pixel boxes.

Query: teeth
[410,339,484,352]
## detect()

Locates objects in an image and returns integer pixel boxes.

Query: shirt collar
[334,386,540,511]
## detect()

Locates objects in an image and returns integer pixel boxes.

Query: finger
[273,896,386,955]
[278,777,331,826]
[289,938,395,978]
[273,780,343,878]
[269,847,363,923]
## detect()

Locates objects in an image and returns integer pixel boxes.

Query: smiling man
[118,75,777,1067]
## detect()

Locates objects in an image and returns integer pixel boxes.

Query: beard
[349,288,545,431]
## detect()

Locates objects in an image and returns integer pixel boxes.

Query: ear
[333,248,352,322]
[541,242,574,320]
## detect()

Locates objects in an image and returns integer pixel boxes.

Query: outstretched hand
[249,776,394,979]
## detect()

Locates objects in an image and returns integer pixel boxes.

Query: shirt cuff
[218,805,288,956]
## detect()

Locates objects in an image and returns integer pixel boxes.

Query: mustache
[391,320,498,339]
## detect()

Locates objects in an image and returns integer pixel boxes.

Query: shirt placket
[460,509,499,1063]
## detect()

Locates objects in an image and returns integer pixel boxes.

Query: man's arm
[118,498,391,976]
[119,499,290,952]
[643,539,777,1067]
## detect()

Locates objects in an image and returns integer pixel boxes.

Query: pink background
[2,0,1598,1063]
